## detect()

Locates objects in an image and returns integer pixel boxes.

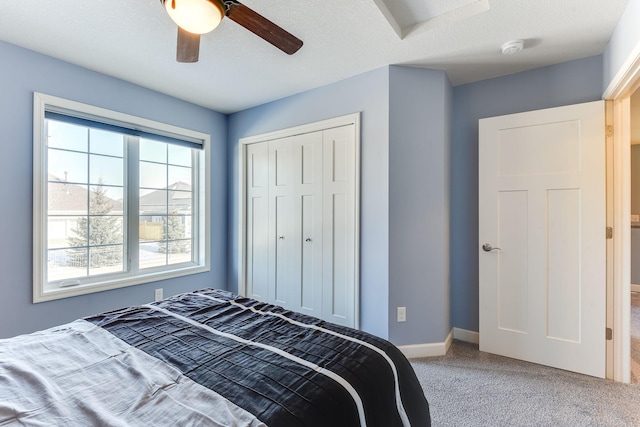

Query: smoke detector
[501,40,524,55]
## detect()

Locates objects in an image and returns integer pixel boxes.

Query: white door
[479,101,606,378]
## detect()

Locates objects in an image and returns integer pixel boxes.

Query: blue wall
[632,230,640,285]
[0,41,228,338]
[227,65,452,346]
[388,66,451,345]
[450,55,605,332]
[632,146,640,285]
[0,36,612,345]
[227,67,391,339]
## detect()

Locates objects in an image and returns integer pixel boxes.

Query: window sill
[34,264,210,303]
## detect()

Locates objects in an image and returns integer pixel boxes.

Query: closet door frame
[237,113,361,328]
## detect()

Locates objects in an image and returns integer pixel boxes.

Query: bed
[0,288,430,426]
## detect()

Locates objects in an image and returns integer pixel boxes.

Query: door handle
[305,238,312,242]
[482,243,501,252]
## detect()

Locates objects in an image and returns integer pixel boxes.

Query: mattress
[0,289,430,426]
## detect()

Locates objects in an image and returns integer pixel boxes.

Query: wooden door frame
[603,43,640,383]
[236,113,361,328]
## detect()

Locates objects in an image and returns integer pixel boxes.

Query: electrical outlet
[397,306,407,322]
[632,214,639,222]
[154,288,163,301]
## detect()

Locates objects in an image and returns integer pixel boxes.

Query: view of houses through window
[139,138,193,269]
[46,119,194,284]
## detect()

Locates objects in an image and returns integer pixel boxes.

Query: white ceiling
[0,0,630,114]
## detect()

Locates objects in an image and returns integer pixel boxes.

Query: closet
[242,116,358,328]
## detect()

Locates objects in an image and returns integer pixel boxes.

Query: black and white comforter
[0,289,430,426]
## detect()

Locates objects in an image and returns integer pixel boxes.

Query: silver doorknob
[482,243,501,252]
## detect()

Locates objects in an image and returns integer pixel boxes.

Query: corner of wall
[397,327,479,360]
[603,0,640,92]
[388,66,452,346]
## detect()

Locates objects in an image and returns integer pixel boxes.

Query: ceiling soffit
[372,0,491,38]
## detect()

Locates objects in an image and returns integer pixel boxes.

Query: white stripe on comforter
[0,320,265,427]
[143,302,368,426]
[195,293,411,427]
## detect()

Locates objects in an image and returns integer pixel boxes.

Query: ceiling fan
[160,0,303,62]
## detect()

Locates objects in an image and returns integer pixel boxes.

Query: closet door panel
[301,142,319,184]
[293,132,323,316]
[274,195,288,304]
[269,138,293,308]
[246,143,269,300]
[248,197,269,299]
[329,193,349,317]
[301,195,320,311]
[274,142,289,186]
[322,125,356,326]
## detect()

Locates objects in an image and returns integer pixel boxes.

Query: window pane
[47,120,87,152]
[182,215,192,238]
[169,191,192,214]
[48,149,87,184]
[140,161,167,189]
[139,218,164,241]
[166,215,187,239]
[89,216,123,245]
[90,186,124,214]
[90,129,123,157]
[140,189,167,216]
[89,185,123,215]
[88,245,124,274]
[168,144,192,167]
[140,241,167,269]
[168,165,191,187]
[90,154,124,186]
[48,248,87,282]
[168,240,192,265]
[48,183,88,215]
[140,139,167,163]
[165,214,192,265]
[48,216,83,249]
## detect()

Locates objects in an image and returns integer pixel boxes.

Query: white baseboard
[398,327,480,359]
[398,330,452,359]
[631,284,640,293]
[453,327,479,344]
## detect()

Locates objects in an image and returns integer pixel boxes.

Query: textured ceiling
[0,0,630,113]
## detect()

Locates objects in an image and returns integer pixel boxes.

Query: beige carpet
[411,340,640,426]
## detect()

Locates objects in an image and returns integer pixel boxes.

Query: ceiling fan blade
[177,27,200,63]
[225,1,303,55]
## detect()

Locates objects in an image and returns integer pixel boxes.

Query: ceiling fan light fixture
[163,0,224,35]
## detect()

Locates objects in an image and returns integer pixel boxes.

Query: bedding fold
[0,320,264,426]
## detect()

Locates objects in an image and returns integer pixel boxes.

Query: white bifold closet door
[245,125,356,327]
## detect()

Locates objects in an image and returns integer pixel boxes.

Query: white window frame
[33,92,211,303]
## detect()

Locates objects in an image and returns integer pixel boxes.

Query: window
[33,93,210,302]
